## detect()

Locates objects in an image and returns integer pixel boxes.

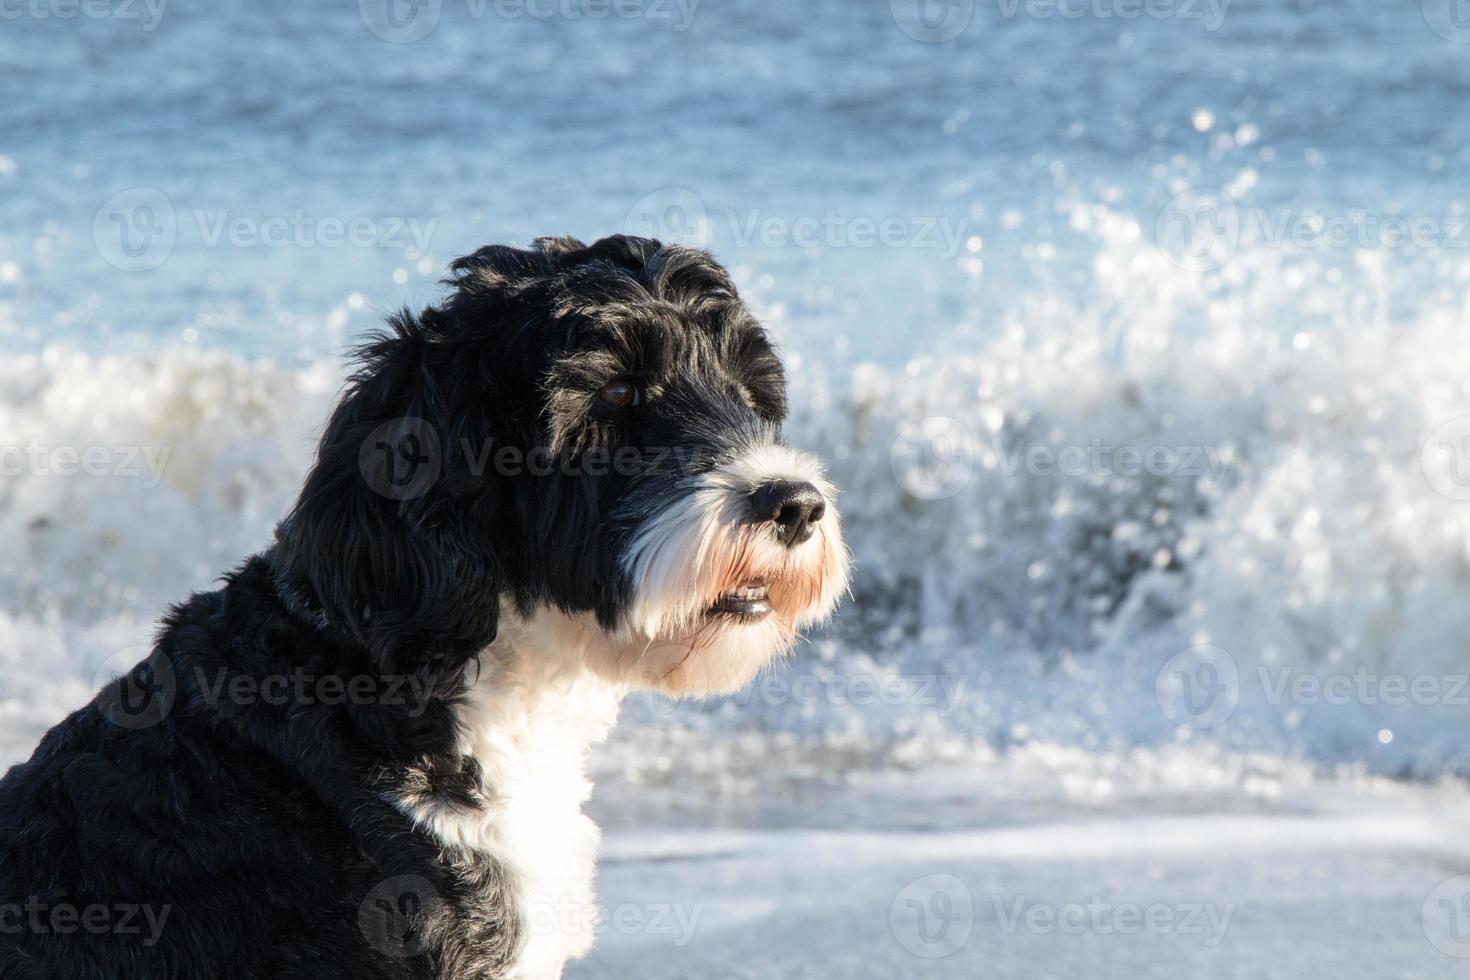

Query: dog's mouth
[705,579,772,620]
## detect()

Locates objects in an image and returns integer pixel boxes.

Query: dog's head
[274,236,848,695]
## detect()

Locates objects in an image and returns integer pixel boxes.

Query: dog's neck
[400,605,628,978]
[455,606,628,824]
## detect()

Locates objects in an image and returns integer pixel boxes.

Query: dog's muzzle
[619,443,848,639]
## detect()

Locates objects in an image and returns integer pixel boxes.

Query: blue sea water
[3,0,1468,361]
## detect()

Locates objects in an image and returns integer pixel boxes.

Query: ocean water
[4,2,1470,974]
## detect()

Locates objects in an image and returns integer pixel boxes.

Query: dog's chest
[404,640,623,980]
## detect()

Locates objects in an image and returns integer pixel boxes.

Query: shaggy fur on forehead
[441,236,788,438]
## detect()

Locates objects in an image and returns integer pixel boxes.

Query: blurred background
[4,0,1470,976]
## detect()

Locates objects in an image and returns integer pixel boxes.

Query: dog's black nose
[748,480,826,547]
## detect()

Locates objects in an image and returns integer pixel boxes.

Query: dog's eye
[598,380,640,409]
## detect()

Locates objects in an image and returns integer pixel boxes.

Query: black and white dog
[0,236,848,979]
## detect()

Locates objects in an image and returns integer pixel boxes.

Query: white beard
[615,442,850,695]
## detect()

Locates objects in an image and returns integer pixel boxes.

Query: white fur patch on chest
[397,609,626,979]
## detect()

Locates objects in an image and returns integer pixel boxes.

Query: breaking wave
[4,198,1470,795]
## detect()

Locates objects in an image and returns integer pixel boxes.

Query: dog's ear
[272,312,503,677]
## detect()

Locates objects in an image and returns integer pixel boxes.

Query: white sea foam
[3,205,1469,793]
